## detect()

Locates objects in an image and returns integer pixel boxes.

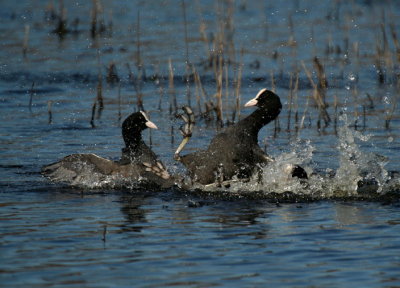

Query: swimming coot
[175,88,285,185]
[42,111,172,188]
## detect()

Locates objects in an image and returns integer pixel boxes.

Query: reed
[102,225,107,242]
[90,100,96,128]
[182,0,192,106]
[232,48,243,122]
[54,0,67,38]
[385,97,397,130]
[287,72,293,131]
[352,86,359,130]
[47,100,53,124]
[96,71,104,119]
[117,84,122,126]
[365,93,374,109]
[333,91,338,134]
[23,25,30,58]
[313,57,327,102]
[270,70,275,92]
[215,40,224,125]
[44,0,57,22]
[389,23,400,62]
[301,61,330,127]
[135,10,144,110]
[153,64,164,111]
[362,105,366,130]
[29,82,34,112]
[106,62,119,84]
[170,125,175,146]
[195,0,212,66]
[293,72,299,131]
[168,58,177,114]
[90,0,98,38]
[193,66,206,114]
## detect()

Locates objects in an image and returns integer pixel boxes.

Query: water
[1,0,400,287]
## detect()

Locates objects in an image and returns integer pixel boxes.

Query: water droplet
[383,96,390,105]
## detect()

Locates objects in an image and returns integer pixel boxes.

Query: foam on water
[54,115,398,200]
[194,114,397,200]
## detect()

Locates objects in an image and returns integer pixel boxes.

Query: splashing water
[197,114,394,199]
[58,114,396,200]
[332,114,389,196]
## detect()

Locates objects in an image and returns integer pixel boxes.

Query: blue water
[1,0,400,287]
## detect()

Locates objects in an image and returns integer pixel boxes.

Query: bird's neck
[238,107,280,138]
[124,132,144,150]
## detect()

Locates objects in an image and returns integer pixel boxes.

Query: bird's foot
[143,161,170,180]
[174,106,195,160]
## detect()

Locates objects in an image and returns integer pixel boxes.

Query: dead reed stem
[168,58,177,114]
[23,25,30,58]
[91,0,98,38]
[47,100,53,124]
[385,97,397,129]
[389,23,400,62]
[102,225,107,242]
[96,71,104,119]
[215,42,224,125]
[287,73,293,131]
[135,10,144,110]
[28,82,34,112]
[118,83,122,126]
[270,70,275,92]
[293,72,299,131]
[301,61,330,126]
[90,100,96,128]
[182,0,191,106]
[232,48,243,122]
[55,0,67,38]
[352,86,359,130]
[192,66,206,114]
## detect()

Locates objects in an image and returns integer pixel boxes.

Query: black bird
[175,88,307,185]
[42,111,172,189]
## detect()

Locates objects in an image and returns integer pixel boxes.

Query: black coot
[42,111,172,188]
[176,89,286,185]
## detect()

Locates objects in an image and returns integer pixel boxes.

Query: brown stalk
[301,61,330,126]
[168,58,177,114]
[47,100,53,124]
[182,0,191,106]
[23,25,30,58]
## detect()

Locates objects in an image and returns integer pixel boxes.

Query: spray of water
[74,114,396,200]
[195,114,393,199]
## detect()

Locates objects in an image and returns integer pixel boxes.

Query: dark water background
[1,0,400,287]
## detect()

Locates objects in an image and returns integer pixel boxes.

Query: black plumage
[178,89,282,185]
[42,111,172,188]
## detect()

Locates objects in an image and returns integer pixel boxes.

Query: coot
[42,111,172,188]
[175,88,307,185]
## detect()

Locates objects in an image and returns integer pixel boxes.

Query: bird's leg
[174,106,195,161]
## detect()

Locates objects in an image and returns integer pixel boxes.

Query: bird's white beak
[145,120,158,129]
[244,98,258,107]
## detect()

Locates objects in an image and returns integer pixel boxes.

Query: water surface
[1,0,400,287]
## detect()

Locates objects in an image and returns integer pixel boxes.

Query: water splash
[61,114,396,201]
[332,114,389,196]
[193,114,395,200]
